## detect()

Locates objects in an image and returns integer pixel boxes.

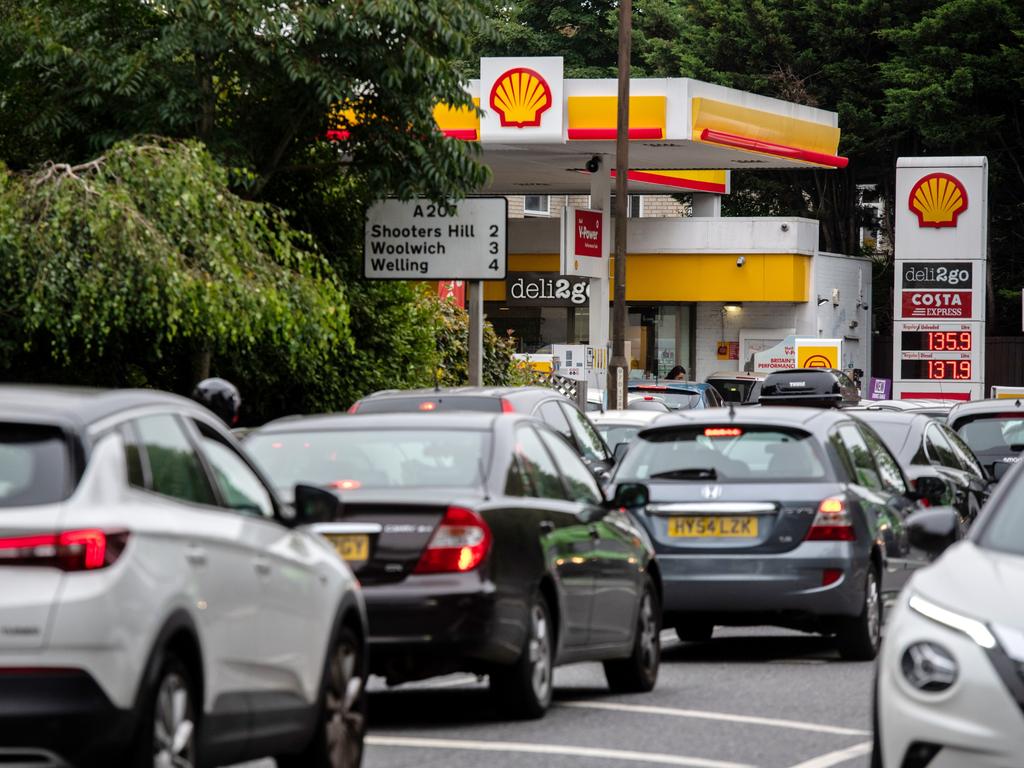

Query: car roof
[0,384,200,431]
[948,398,1024,422]
[590,410,667,425]
[254,411,517,434]
[637,405,855,433]
[361,386,557,400]
[706,371,765,380]
[629,381,711,390]
[849,410,932,426]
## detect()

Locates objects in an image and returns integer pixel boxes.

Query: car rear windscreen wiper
[649,467,718,480]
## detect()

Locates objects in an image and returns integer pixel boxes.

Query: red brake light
[637,385,668,392]
[500,398,516,413]
[414,507,492,574]
[0,529,129,571]
[805,498,856,541]
[347,402,360,414]
[822,568,843,586]
[330,480,362,491]
[704,427,743,438]
[419,401,438,411]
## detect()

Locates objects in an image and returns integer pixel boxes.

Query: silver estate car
[610,407,949,660]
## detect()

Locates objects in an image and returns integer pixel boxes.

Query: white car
[0,386,367,768]
[589,409,669,459]
[874,462,1024,767]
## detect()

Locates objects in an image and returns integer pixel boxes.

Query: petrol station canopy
[333,57,847,196]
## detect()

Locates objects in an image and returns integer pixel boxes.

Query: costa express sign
[901,291,972,319]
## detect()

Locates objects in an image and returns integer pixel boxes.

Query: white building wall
[811,251,874,380]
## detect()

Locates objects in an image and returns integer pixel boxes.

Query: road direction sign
[365,198,508,280]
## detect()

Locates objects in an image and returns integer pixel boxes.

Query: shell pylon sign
[908,172,969,228]
[489,68,552,128]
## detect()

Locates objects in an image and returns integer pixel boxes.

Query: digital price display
[900,360,973,380]
[900,330,972,352]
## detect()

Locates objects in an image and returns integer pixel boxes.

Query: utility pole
[608,0,631,411]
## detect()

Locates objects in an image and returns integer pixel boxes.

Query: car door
[130,413,263,757]
[514,424,594,648]
[188,417,330,741]
[923,423,975,518]
[537,428,638,649]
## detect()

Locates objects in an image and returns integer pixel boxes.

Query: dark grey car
[610,407,940,660]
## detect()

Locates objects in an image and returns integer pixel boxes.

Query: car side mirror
[906,506,958,556]
[610,482,649,509]
[612,441,630,464]
[293,484,341,525]
[908,474,949,507]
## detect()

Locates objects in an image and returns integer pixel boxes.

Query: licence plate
[668,516,758,538]
[326,534,370,562]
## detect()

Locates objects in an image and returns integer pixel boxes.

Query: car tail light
[500,398,516,413]
[419,401,438,411]
[414,507,491,574]
[347,402,360,414]
[822,568,843,586]
[705,427,743,437]
[805,498,856,541]
[0,529,129,571]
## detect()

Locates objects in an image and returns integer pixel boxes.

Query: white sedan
[874,462,1024,767]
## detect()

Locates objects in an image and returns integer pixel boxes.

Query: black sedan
[610,407,946,660]
[852,410,991,526]
[246,412,661,718]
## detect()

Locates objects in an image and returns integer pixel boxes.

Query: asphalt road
[238,625,874,768]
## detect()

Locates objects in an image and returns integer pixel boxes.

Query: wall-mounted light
[723,302,743,312]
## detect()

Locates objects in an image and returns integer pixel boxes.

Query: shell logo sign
[489,68,552,128]
[908,172,968,228]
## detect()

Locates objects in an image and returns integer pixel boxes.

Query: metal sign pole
[468,280,483,386]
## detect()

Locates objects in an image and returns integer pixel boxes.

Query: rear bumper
[364,573,524,679]
[657,541,866,620]
[0,668,135,765]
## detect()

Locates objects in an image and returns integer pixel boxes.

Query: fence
[872,336,1024,390]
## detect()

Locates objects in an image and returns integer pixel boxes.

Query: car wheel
[836,567,882,661]
[604,576,660,693]
[490,595,554,719]
[278,626,366,768]
[132,652,198,768]
[675,621,713,643]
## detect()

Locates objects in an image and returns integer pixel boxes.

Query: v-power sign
[365,198,508,280]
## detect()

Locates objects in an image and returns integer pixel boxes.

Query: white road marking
[785,742,872,768]
[366,735,755,768]
[559,701,869,737]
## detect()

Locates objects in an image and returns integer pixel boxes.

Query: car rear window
[0,424,71,507]
[629,387,701,410]
[247,428,491,495]
[597,424,642,447]
[708,379,757,404]
[355,396,502,414]
[617,425,828,482]
[954,414,1024,454]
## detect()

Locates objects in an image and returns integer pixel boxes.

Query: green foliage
[0,139,353,419]
[433,296,531,388]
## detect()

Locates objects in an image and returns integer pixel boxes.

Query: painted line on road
[559,701,869,737]
[786,741,872,768]
[365,735,755,768]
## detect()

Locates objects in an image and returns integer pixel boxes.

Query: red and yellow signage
[489,68,552,128]
[908,173,968,228]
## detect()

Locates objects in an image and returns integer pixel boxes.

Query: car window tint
[515,426,567,500]
[119,422,146,488]
[944,427,985,477]
[537,400,573,440]
[504,455,530,497]
[537,428,603,505]
[561,402,608,461]
[924,425,963,471]
[194,421,274,518]
[0,423,70,507]
[860,427,907,495]
[837,425,882,491]
[134,415,216,505]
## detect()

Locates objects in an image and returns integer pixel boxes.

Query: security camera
[736,256,746,267]
[585,155,602,174]
[780,223,790,232]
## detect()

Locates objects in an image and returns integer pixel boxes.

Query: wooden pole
[609,0,631,411]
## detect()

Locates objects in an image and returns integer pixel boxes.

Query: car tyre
[675,621,713,643]
[278,625,367,768]
[604,576,660,692]
[490,595,554,719]
[131,651,199,768]
[836,568,882,661]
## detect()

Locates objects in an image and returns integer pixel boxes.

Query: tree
[0,139,354,421]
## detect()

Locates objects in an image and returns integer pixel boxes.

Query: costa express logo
[489,68,552,128]
[908,173,968,228]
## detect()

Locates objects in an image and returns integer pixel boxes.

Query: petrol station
[363,57,874,387]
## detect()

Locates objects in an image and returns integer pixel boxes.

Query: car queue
[1,372,1022,768]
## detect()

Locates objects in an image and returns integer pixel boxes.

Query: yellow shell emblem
[908,172,968,228]
[489,68,552,128]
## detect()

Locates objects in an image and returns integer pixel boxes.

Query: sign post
[892,158,987,401]
[365,198,508,386]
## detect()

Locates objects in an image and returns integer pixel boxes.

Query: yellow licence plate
[668,516,758,538]
[327,534,370,562]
